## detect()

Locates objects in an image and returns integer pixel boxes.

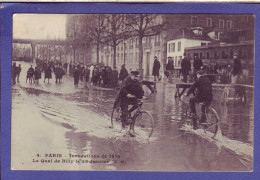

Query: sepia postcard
[1,2,259,180]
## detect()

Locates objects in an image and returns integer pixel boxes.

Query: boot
[191,113,198,130]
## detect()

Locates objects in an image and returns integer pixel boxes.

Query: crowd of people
[12,51,248,88]
[70,63,120,88]
[12,59,135,89]
[161,52,248,85]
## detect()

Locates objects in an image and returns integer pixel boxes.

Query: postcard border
[1,2,259,180]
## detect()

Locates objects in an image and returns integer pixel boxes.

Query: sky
[13,14,67,40]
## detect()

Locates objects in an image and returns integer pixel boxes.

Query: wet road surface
[11,62,254,171]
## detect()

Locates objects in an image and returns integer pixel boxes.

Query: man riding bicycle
[113,71,144,128]
[186,70,213,130]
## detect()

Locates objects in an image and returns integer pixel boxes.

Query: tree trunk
[96,43,99,65]
[73,49,76,63]
[113,45,116,68]
[139,36,143,79]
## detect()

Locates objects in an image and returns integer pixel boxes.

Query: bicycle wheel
[203,107,219,136]
[133,111,154,138]
[110,107,121,128]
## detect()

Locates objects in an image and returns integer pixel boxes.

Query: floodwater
[11,62,254,171]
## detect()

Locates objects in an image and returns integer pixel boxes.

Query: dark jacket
[73,68,80,79]
[166,59,174,71]
[193,57,203,70]
[119,67,128,81]
[44,67,52,79]
[113,76,144,109]
[181,57,191,75]
[187,75,213,101]
[152,59,161,76]
[55,67,65,79]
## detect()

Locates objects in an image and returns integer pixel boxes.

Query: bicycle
[110,98,154,138]
[181,96,220,138]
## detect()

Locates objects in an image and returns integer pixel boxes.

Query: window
[191,16,198,25]
[168,44,171,52]
[219,19,225,28]
[226,20,232,29]
[172,43,175,52]
[178,42,181,51]
[206,18,213,27]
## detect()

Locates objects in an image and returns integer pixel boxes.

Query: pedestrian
[44,65,52,83]
[92,65,99,86]
[166,57,174,82]
[193,54,203,81]
[34,64,42,84]
[181,53,191,83]
[73,67,80,87]
[16,64,22,83]
[107,66,113,87]
[111,67,119,88]
[63,62,68,74]
[231,52,243,83]
[152,56,161,81]
[84,66,90,86]
[54,65,65,83]
[12,62,18,85]
[119,64,128,81]
[89,64,94,84]
[26,65,35,84]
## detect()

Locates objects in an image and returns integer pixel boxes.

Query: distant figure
[92,65,100,86]
[26,65,35,84]
[193,54,203,81]
[16,64,22,83]
[34,65,42,84]
[152,56,161,81]
[55,65,65,83]
[111,67,119,88]
[181,53,191,83]
[44,65,52,83]
[166,57,174,82]
[89,64,94,83]
[12,62,17,85]
[231,53,243,83]
[73,67,80,87]
[83,66,90,86]
[119,64,128,81]
[63,62,68,74]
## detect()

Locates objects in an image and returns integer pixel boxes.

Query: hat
[233,52,238,56]
[130,71,140,76]
[196,70,203,75]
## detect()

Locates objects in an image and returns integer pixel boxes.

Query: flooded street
[11,62,254,171]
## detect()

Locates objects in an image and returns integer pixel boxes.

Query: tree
[82,14,106,65]
[125,14,166,78]
[103,14,128,68]
[66,15,82,63]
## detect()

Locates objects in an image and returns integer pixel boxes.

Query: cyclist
[113,71,144,128]
[185,70,213,129]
